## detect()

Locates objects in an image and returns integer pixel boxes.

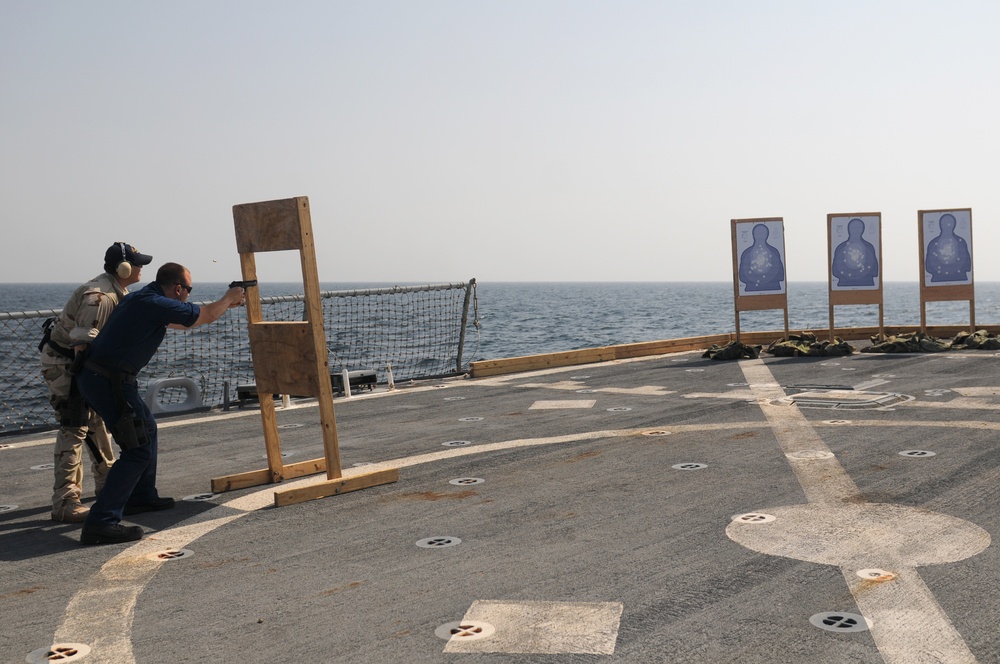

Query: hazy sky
[3,2,998,284]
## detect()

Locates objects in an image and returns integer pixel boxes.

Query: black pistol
[229,280,258,289]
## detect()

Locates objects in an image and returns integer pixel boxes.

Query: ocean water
[467,281,1000,360]
[2,281,998,362]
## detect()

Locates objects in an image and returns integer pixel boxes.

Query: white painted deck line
[735,358,983,664]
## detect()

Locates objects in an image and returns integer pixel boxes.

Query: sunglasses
[175,283,193,294]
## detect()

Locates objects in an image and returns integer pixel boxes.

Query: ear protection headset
[116,242,132,279]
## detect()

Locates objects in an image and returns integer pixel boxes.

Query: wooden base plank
[468,326,1000,379]
[211,456,327,493]
[273,468,400,507]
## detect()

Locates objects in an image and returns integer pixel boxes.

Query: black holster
[110,408,150,450]
[84,358,150,450]
[69,351,87,376]
[59,378,90,427]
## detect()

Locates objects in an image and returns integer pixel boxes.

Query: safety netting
[0,280,478,435]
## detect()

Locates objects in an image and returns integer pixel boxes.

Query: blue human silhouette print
[738,223,785,292]
[832,218,879,288]
[924,213,972,284]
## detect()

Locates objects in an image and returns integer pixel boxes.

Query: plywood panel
[233,197,307,253]
[247,321,320,395]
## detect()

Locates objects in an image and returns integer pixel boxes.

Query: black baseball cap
[104,242,154,271]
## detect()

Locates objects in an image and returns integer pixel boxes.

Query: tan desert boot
[52,500,89,523]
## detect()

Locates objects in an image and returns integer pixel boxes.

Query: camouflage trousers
[41,350,115,506]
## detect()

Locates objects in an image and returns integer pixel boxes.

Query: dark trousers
[77,369,160,526]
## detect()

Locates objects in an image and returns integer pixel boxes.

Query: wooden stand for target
[827,213,884,342]
[731,218,789,343]
[918,208,975,334]
[210,196,398,506]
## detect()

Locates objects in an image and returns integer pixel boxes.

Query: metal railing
[0,280,477,436]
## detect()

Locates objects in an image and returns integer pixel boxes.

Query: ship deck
[4,346,1000,662]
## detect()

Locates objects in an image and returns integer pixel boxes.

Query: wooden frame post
[731,218,789,342]
[210,196,398,505]
[827,213,884,342]
[917,208,975,334]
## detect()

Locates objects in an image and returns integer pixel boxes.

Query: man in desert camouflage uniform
[40,242,153,522]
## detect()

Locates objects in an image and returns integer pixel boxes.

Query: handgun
[229,280,258,289]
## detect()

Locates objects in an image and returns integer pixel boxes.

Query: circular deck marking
[0,504,18,513]
[444,396,465,401]
[145,548,194,562]
[727,503,989,566]
[809,612,871,633]
[606,407,632,412]
[899,450,936,457]
[685,368,705,373]
[182,493,217,502]
[26,643,92,663]
[841,368,857,371]
[857,568,896,581]
[732,513,776,524]
[570,375,591,380]
[442,440,471,447]
[576,389,595,394]
[671,358,689,362]
[458,417,483,422]
[727,382,749,387]
[277,423,304,429]
[435,620,495,641]
[416,536,461,548]
[30,463,55,470]
[642,430,671,436]
[672,463,707,470]
[449,477,484,485]
[786,450,835,460]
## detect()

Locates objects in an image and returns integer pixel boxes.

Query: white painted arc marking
[737,359,980,663]
[54,515,242,662]
[53,429,640,662]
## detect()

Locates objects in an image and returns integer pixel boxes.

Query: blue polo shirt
[88,282,200,374]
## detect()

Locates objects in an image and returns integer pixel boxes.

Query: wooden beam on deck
[211,456,328,493]
[273,468,400,507]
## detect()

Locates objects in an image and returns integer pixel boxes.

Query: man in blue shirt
[77,262,245,545]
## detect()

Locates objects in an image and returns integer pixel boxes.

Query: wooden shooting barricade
[918,208,975,334]
[210,196,398,506]
[827,212,884,341]
[731,217,789,342]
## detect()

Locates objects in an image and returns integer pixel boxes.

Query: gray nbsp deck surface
[4,349,1000,663]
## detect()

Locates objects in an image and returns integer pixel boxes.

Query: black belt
[46,340,75,361]
[83,358,138,417]
[83,359,138,385]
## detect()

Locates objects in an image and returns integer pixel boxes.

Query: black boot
[80,523,144,545]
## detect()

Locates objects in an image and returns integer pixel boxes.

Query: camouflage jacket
[49,272,128,351]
